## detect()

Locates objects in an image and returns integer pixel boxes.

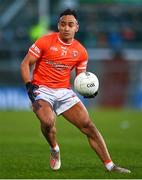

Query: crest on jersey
[72,50,78,58]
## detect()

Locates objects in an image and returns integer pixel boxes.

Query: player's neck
[58,34,74,45]
[62,38,73,44]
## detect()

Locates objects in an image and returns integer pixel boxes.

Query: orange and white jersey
[28,32,88,88]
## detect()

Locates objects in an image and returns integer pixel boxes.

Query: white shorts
[34,86,80,116]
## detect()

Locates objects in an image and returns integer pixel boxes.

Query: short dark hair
[59,9,78,20]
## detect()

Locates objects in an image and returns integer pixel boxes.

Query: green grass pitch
[0,109,142,179]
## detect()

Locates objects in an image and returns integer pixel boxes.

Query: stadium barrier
[0,87,30,110]
[0,86,142,110]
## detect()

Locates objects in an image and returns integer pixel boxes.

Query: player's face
[58,15,79,43]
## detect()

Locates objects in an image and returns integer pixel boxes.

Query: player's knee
[80,120,94,135]
[40,115,55,130]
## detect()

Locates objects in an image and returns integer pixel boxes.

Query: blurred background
[0,0,142,110]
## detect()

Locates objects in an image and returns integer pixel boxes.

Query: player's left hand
[83,91,98,98]
[26,82,39,103]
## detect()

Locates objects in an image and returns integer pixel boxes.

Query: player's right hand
[25,82,39,103]
[83,91,98,98]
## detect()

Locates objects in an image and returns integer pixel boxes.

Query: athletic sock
[50,144,60,153]
[104,160,115,171]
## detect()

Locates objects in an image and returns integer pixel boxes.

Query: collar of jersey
[58,34,74,46]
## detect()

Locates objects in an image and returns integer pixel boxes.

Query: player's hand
[25,82,39,103]
[83,91,98,98]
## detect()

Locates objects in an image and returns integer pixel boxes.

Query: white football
[74,72,99,96]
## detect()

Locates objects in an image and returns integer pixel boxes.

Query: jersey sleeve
[76,47,88,71]
[28,36,46,58]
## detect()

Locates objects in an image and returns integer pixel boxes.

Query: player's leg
[33,99,57,147]
[62,101,111,162]
[62,102,131,173]
[33,99,61,170]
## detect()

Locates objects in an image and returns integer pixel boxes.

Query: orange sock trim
[52,144,57,149]
[104,159,112,165]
